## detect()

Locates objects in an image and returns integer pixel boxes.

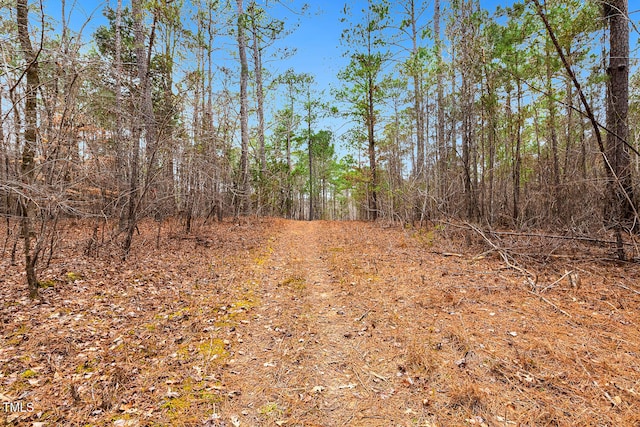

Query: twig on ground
[463,222,537,285]
[350,366,371,393]
[489,230,636,247]
[356,310,371,322]
[614,282,640,296]
[369,371,388,382]
[539,270,573,293]
[527,290,572,318]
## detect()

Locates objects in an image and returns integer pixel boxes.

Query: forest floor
[1,217,640,426]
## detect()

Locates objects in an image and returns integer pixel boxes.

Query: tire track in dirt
[220,220,373,426]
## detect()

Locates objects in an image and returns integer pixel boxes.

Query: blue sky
[40,0,505,96]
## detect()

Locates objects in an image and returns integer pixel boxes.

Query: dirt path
[219,219,448,426]
[222,221,376,425]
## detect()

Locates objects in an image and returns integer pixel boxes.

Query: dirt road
[220,220,419,425]
[218,219,501,426]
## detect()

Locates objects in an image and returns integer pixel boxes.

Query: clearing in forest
[1,218,640,426]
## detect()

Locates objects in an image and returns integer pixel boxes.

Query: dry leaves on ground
[1,218,639,426]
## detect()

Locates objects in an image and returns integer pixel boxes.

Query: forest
[2,0,640,425]
[2,0,640,287]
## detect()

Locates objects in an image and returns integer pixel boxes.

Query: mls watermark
[2,401,35,413]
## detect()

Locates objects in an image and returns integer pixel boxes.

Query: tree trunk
[124,0,153,256]
[308,97,314,221]
[237,0,250,216]
[250,3,267,178]
[563,77,573,181]
[286,89,293,218]
[532,0,631,260]
[206,6,222,222]
[461,78,475,220]
[409,0,424,178]
[605,0,634,234]
[367,72,378,221]
[114,0,125,226]
[17,0,40,298]
[434,0,446,206]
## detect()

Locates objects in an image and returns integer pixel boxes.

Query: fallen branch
[527,290,572,318]
[539,270,573,293]
[614,283,640,296]
[463,222,537,285]
[441,252,464,258]
[490,230,636,247]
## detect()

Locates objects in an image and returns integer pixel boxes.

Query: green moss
[258,402,283,417]
[281,276,306,291]
[6,325,29,346]
[161,395,190,411]
[162,393,199,425]
[176,344,191,360]
[213,294,258,327]
[38,279,56,288]
[199,391,222,402]
[75,358,97,374]
[213,319,234,328]
[231,299,255,310]
[197,339,228,361]
[169,308,190,320]
[20,369,37,379]
[65,272,83,282]
[415,229,436,246]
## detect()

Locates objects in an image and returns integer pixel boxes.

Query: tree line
[1,0,638,296]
